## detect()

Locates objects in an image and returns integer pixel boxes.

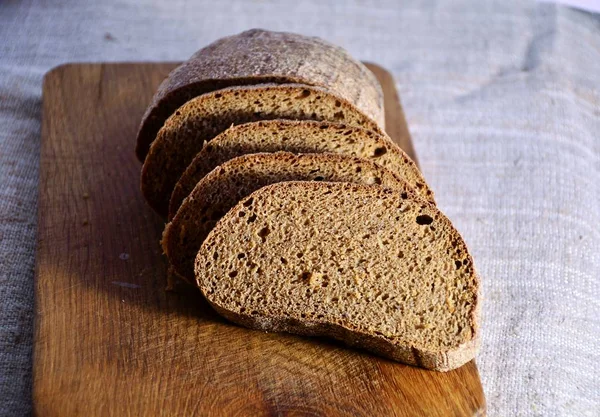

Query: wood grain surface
[34,62,486,417]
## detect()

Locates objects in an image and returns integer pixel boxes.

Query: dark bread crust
[141,84,384,217]
[136,29,384,161]
[168,119,435,219]
[195,182,481,371]
[208,300,480,372]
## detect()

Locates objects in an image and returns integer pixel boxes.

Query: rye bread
[163,152,411,282]
[168,120,434,219]
[195,181,480,371]
[136,29,384,161]
[141,84,384,217]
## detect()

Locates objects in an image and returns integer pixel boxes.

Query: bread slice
[163,152,411,282]
[136,29,384,161]
[168,120,434,219]
[195,182,480,371]
[141,84,384,217]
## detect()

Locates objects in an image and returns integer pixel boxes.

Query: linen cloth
[1,1,598,416]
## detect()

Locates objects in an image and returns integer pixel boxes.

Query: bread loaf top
[136,29,384,160]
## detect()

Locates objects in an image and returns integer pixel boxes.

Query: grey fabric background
[1,1,599,416]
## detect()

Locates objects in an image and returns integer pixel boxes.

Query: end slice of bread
[141,84,383,217]
[163,152,412,282]
[195,181,480,371]
[168,120,434,219]
[136,29,385,161]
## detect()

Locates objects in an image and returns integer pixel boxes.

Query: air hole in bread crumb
[238,211,246,217]
[401,192,408,199]
[243,198,253,207]
[296,252,304,258]
[373,147,387,157]
[335,100,342,107]
[425,256,432,263]
[175,111,181,116]
[228,270,238,278]
[212,252,219,260]
[455,260,462,269]
[314,176,324,181]
[214,93,222,98]
[416,215,434,225]
[237,253,246,259]
[355,166,362,173]
[333,111,345,120]
[280,257,287,264]
[297,89,311,99]
[247,214,257,223]
[257,226,270,242]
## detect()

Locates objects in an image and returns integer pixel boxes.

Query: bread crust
[209,300,480,372]
[136,29,384,161]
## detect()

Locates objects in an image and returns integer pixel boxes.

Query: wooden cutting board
[34,62,486,417]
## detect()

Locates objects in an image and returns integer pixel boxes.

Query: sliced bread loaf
[163,152,410,282]
[136,29,384,161]
[168,120,434,219]
[195,181,480,371]
[141,84,383,217]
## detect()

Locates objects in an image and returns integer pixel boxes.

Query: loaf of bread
[195,182,480,371]
[141,84,383,217]
[137,30,481,371]
[163,152,411,282]
[168,120,434,218]
[136,29,384,161]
